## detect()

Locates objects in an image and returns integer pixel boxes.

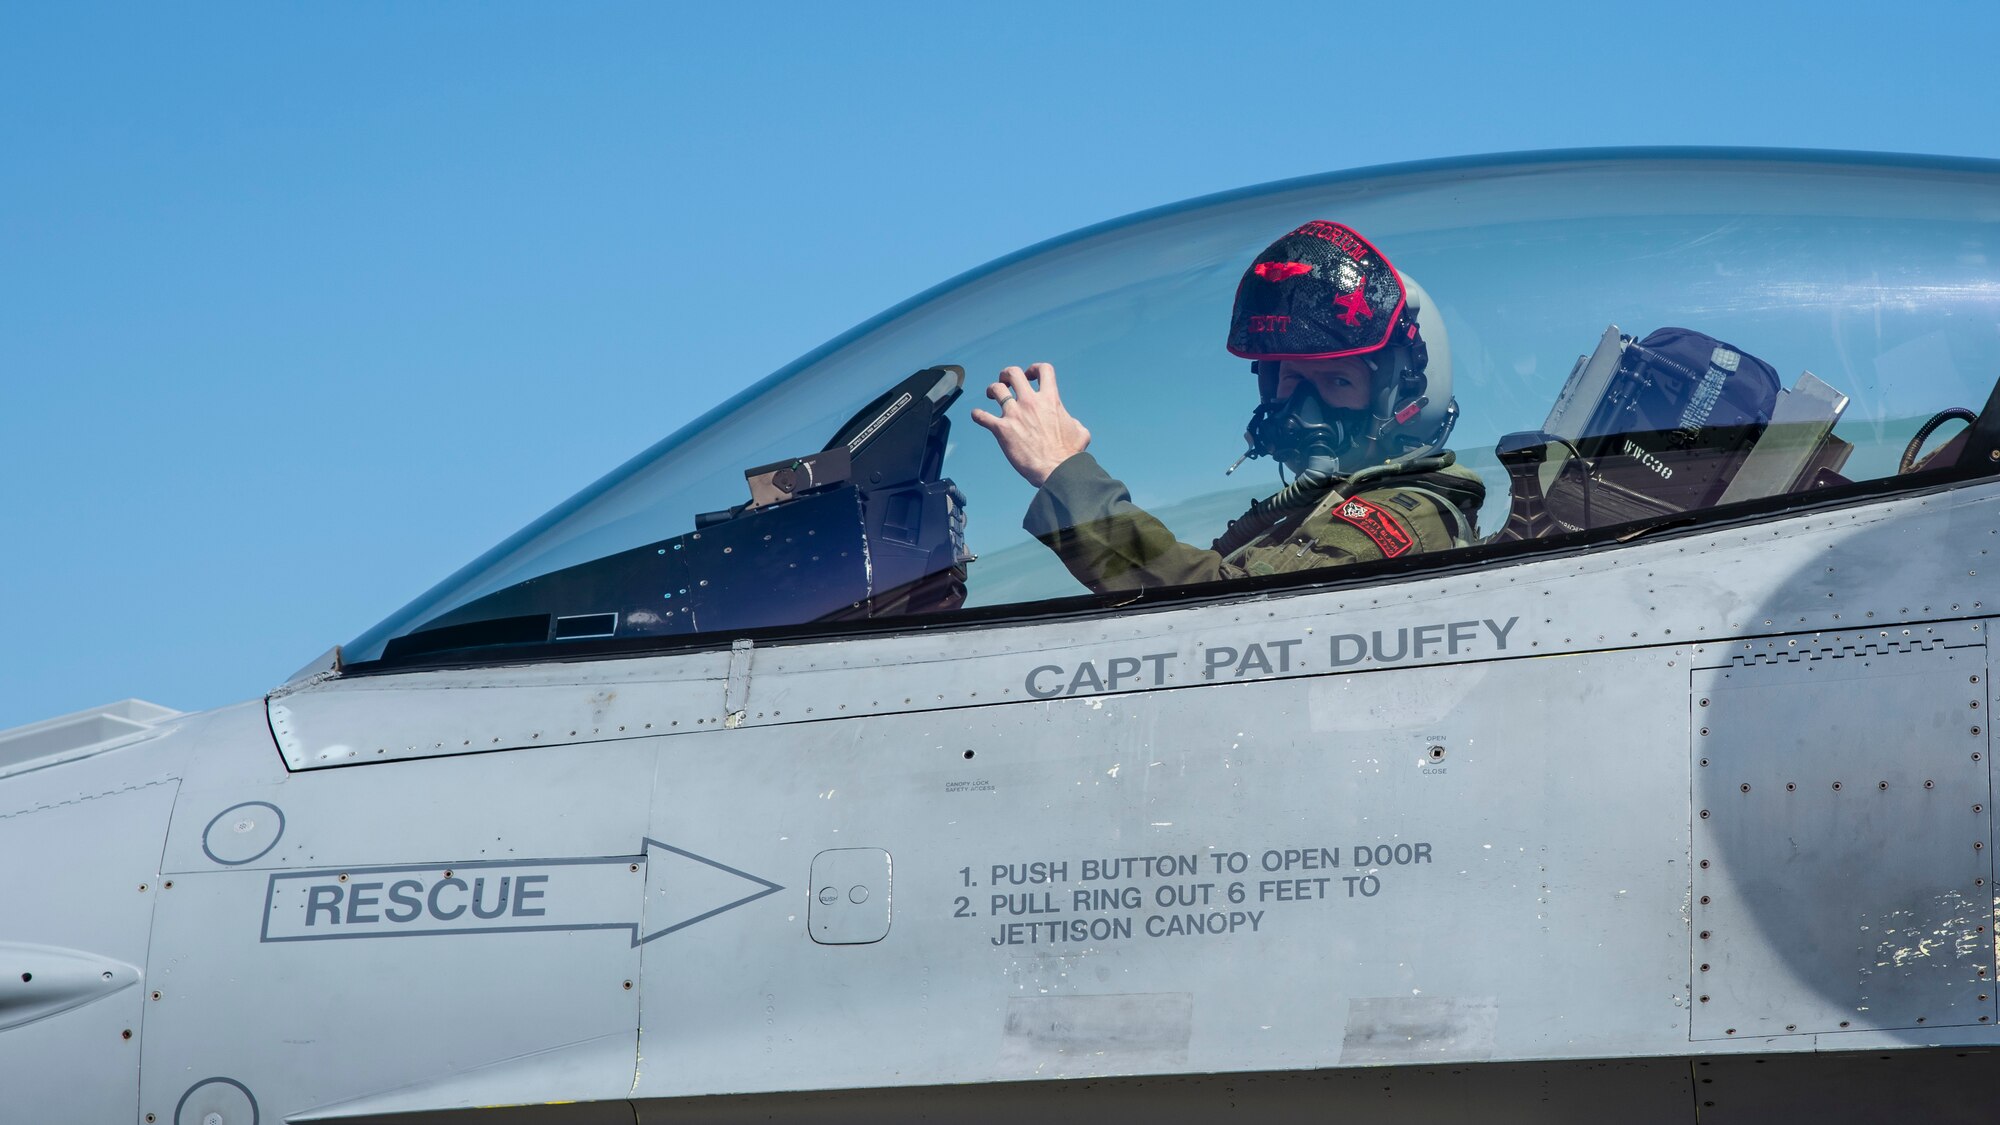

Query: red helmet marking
[1333,279,1373,327]
[1295,221,1371,262]
[1253,261,1313,282]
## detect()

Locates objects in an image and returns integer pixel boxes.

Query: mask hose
[1209,450,1457,558]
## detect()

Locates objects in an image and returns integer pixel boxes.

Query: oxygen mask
[1243,381,1371,477]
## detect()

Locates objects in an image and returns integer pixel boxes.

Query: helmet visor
[1226,221,1407,361]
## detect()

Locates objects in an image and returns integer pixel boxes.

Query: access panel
[1691,627,1995,1039]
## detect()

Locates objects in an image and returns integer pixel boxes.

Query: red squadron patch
[1330,496,1415,558]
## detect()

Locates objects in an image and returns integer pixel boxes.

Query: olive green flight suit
[1023,452,1484,595]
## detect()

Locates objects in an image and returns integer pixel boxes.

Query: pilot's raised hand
[970,362,1092,489]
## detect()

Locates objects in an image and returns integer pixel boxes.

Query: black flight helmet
[1226,221,1456,473]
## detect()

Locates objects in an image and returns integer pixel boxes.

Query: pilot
[972,220,1484,593]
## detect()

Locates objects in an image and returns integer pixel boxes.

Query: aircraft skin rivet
[1840,1021,1850,1028]
[1879,782,1889,791]
[138,884,148,892]
[1699,860,1710,869]
[121,1029,131,1040]
[1700,963,1710,972]
[1786,1025,1797,1032]
[1700,810,1710,819]
[150,991,160,1001]
[623,980,633,991]
[1833,782,1843,791]
[1700,728,1710,737]
[1741,784,1751,793]
[1725,1029,1735,1036]
[1700,931,1711,940]
[338,874,348,883]
[1787,783,1797,792]
[1700,895,1711,905]
[1699,699,1709,707]
[146,1115,156,1123]
[1699,995,1709,1003]
[1926,780,1936,789]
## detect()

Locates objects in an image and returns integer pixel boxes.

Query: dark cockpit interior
[383,366,973,661]
[1487,325,1981,543]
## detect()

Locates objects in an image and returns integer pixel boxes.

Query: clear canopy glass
[347,150,2000,665]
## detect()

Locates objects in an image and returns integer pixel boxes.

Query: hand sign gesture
[970,363,1092,488]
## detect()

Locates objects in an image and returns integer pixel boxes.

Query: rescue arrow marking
[258,838,784,946]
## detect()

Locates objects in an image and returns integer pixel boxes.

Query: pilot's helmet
[1226,221,1456,468]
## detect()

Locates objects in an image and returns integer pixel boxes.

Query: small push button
[808,848,891,945]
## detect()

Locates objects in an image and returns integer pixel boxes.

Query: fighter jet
[6,148,1999,1123]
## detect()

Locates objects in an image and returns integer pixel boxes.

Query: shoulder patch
[1330,496,1415,558]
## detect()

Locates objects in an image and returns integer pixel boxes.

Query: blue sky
[3,2,1997,729]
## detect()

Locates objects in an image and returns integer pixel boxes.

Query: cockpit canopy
[347,150,2000,667]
